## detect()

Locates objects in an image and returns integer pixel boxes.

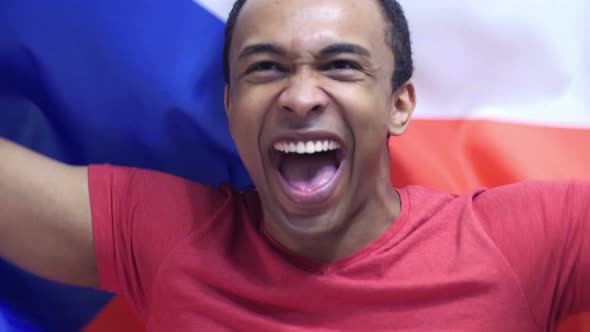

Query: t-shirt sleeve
[88,164,229,316]
[474,180,590,330]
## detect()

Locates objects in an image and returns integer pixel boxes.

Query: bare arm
[0,138,97,287]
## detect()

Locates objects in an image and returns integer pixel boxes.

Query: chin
[263,201,349,242]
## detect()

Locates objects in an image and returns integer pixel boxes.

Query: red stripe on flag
[83,297,144,332]
[390,119,590,191]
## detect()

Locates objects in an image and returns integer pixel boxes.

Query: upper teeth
[274,140,341,154]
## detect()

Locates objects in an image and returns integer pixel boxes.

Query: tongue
[280,153,339,193]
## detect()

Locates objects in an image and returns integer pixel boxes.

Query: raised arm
[0,137,97,287]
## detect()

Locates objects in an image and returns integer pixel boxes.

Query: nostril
[311,105,323,112]
[281,104,323,116]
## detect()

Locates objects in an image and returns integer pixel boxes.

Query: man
[0,0,588,331]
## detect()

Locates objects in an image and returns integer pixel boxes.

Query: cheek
[230,110,260,161]
[228,89,272,175]
[329,85,390,137]
[230,83,284,134]
[328,86,391,168]
[230,87,266,136]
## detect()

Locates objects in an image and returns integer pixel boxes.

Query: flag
[0,0,588,331]
[0,300,42,332]
[0,0,244,331]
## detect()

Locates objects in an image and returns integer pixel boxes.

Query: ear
[388,82,416,136]
[224,85,232,127]
[224,85,231,115]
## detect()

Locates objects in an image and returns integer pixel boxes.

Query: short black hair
[222,0,414,90]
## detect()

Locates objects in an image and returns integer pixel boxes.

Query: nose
[278,71,328,118]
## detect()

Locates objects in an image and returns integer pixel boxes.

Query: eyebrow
[237,42,371,60]
[319,43,371,57]
[238,43,287,60]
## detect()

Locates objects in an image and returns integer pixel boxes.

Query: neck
[263,147,401,262]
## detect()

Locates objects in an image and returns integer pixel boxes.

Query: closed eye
[321,60,362,72]
[246,61,287,74]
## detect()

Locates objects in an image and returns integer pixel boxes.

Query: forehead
[231,0,388,57]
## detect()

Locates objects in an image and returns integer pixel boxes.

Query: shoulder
[401,184,456,210]
[87,164,249,241]
[465,181,590,327]
[88,164,233,209]
[398,185,463,226]
[462,180,590,257]
[400,180,589,226]
[471,180,589,219]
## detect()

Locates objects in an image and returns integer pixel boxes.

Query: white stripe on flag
[401,0,590,128]
[194,0,233,21]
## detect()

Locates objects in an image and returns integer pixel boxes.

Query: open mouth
[270,139,345,205]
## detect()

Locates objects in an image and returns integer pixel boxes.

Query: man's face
[225,0,413,239]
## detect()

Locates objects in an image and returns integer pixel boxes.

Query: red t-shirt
[88,165,590,331]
